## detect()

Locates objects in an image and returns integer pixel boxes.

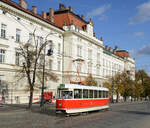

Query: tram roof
[58,84,109,91]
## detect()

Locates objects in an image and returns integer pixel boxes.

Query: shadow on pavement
[0,103,57,117]
[30,104,56,117]
[117,110,150,116]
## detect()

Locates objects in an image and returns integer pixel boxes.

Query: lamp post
[111,77,114,103]
[40,41,53,107]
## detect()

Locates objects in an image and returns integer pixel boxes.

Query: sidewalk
[110,101,149,106]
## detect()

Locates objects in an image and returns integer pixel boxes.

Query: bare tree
[16,30,58,109]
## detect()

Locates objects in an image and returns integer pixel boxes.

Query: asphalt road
[0,102,150,128]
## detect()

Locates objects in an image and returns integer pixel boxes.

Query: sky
[13,0,150,74]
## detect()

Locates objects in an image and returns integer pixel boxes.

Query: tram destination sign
[59,84,65,88]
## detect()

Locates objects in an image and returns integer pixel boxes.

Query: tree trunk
[28,86,34,109]
[116,92,119,103]
[124,96,127,102]
[111,94,114,103]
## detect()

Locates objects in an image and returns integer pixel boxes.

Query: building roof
[103,49,124,60]
[116,50,129,58]
[54,9,88,29]
[1,0,63,31]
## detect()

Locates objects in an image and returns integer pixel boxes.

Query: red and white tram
[56,84,109,114]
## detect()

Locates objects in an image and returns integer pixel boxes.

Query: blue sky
[13,0,150,74]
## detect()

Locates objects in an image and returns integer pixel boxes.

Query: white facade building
[0,0,135,104]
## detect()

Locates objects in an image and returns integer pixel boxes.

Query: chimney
[81,15,85,20]
[19,0,27,9]
[32,6,37,14]
[59,3,64,10]
[114,46,119,51]
[100,37,103,41]
[69,6,72,12]
[49,8,54,23]
[93,33,96,37]
[88,18,94,26]
[113,49,116,54]
[42,11,46,19]
[105,45,108,50]
[109,47,113,52]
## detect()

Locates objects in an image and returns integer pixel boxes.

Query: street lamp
[111,77,114,103]
[40,40,53,107]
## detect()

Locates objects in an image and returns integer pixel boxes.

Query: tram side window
[103,91,106,98]
[89,90,93,98]
[94,90,98,98]
[74,89,82,99]
[62,91,72,99]
[83,89,88,98]
[99,91,102,98]
[106,91,108,98]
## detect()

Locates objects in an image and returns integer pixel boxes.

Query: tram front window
[62,91,72,99]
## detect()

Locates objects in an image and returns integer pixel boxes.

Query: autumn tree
[86,74,98,86]
[103,71,135,103]
[16,30,58,109]
[103,72,123,103]
[136,70,150,100]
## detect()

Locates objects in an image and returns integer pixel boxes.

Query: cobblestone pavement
[0,102,150,128]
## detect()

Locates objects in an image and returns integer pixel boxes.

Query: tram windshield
[58,89,73,99]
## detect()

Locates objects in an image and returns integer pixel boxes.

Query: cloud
[130,43,150,58]
[98,15,108,21]
[87,4,111,20]
[137,43,150,55]
[135,32,144,37]
[129,0,150,24]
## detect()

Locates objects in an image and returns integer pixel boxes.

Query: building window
[57,61,61,71]
[96,67,100,75]
[88,49,92,60]
[16,29,21,42]
[97,53,100,64]
[29,33,33,44]
[15,52,20,66]
[77,62,82,73]
[49,60,53,70]
[0,49,5,63]
[58,43,61,54]
[1,24,6,38]
[0,75,3,86]
[40,37,43,47]
[88,63,92,74]
[77,45,82,57]
[103,58,104,66]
